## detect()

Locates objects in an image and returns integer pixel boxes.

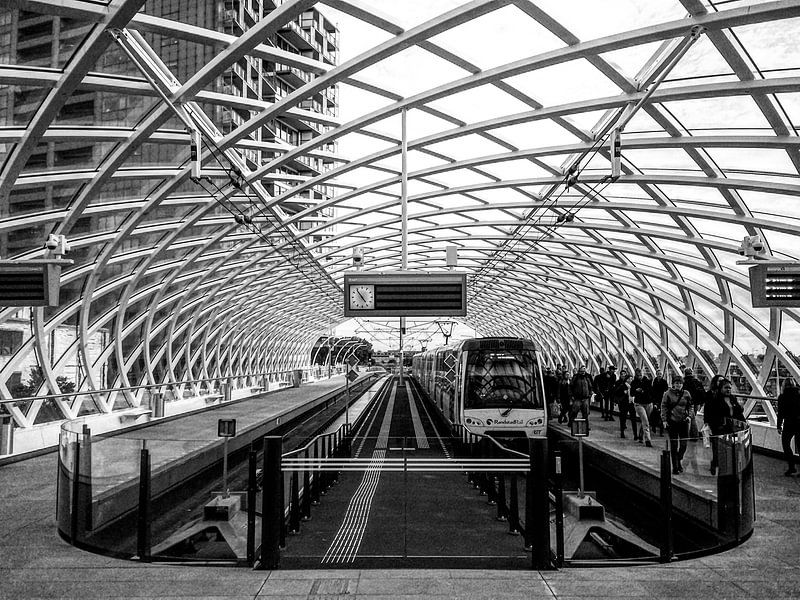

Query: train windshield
[464,349,542,410]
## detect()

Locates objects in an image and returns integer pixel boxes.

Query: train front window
[464,349,542,410]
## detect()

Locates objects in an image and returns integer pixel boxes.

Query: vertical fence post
[508,474,521,535]
[137,445,151,562]
[289,469,301,534]
[302,447,312,521]
[247,450,257,566]
[259,436,282,570]
[496,473,507,521]
[553,450,564,567]
[312,439,320,505]
[660,450,673,563]
[527,438,552,570]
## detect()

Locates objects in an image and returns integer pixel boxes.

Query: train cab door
[534,350,548,421]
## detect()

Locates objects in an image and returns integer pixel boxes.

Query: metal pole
[247,450,257,566]
[528,437,552,570]
[403,436,408,559]
[399,318,404,385]
[345,375,350,430]
[258,436,282,570]
[578,436,585,499]
[554,450,565,567]
[222,436,229,498]
[660,450,673,563]
[401,107,408,269]
[137,446,151,562]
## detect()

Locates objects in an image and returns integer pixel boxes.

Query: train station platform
[1,378,799,598]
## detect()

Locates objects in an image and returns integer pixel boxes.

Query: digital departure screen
[344,272,467,317]
[749,262,800,307]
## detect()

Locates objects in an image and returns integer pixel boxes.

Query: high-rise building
[0,1,339,259]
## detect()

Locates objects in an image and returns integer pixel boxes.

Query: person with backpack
[661,376,695,474]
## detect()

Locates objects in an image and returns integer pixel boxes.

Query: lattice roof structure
[2,0,800,423]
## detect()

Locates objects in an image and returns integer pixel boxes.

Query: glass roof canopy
[2,0,800,406]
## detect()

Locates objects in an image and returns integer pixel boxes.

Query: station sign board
[749,262,800,307]
[217,419,237,437]
[343,272,467,317]
[0,260,70,307]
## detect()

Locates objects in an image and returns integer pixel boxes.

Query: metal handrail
[281,375,388,459]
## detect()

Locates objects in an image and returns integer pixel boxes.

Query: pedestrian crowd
[540,364,784,476]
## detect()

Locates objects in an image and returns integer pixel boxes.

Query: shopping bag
[688,416,699,439]
[701,423,711,448]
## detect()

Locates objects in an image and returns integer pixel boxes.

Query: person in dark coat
[683,367,706,411]
[612,371,634,439]
[777,378,800,476]
[569,365,594,430]
[662,376,695,474]
[631,368,653,446]
[557,370,571,424]
[704,378,745,475]
[596,365,617,421]
[543,367,559,420]
[649,369,668,436]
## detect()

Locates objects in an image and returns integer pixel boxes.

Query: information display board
[749,262,800,307]
[343,272,467,317]
[0,260,69,307]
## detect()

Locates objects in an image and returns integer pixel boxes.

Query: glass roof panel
[427,4,567,70]
[2,0,800,400]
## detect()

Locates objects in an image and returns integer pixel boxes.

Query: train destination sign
[749,262,800,308]
[344,272,467,317]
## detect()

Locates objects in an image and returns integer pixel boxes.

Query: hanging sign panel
[0,260,70,307]
[344,272,467,317]
[749,262,800,307]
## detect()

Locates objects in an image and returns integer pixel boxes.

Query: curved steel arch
[0,0,799,445]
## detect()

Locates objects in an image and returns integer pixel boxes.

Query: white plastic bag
[701,423,711,448]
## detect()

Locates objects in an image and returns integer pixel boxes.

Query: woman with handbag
[703,378,745,475]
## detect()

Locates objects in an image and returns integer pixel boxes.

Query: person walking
[569,365,594,430]
[777,378,800,476]
[612,371,634,439]
[650,369,668,436]
[661,376,695,474]
[704,378,745,475]
[593,366,606,419]
[683,367,706,411]
[543,366,559,420]
[631,368,653,447]
[557,369,571,425]
[596,365,617,421]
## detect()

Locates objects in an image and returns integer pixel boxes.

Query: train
[411,337,547,439]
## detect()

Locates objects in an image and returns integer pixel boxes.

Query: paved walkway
[1,385,799,599]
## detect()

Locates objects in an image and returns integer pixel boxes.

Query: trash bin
[292,369,303,388]
[0,413,13,456]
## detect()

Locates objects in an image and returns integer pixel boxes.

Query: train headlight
[465,417,484,426]
[526,418,544,427]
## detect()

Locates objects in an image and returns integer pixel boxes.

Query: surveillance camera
[44,235,59,250]
[751,238,764,252]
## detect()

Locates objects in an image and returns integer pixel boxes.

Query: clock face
[349,284,375,310]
